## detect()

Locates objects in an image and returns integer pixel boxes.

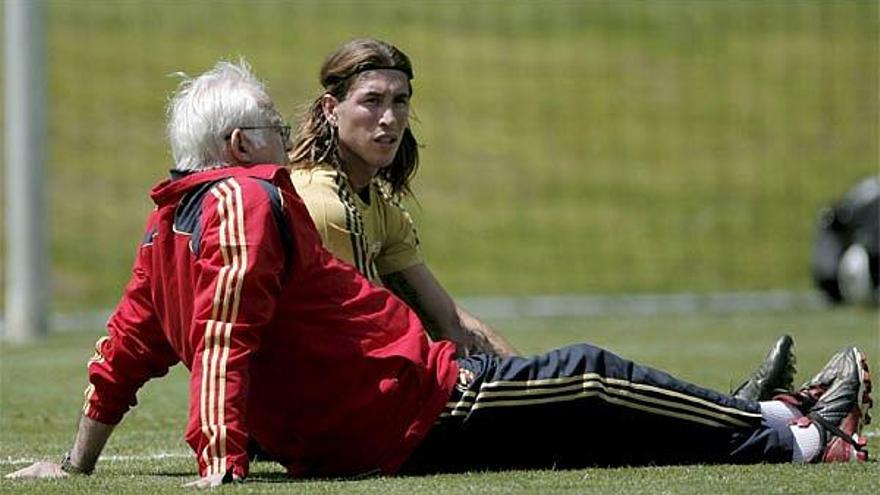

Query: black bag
[812,176,879,304]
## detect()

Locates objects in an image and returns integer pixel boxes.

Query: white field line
[0,451,191,466]
[459,290,829,319]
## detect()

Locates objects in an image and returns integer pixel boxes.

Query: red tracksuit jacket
[83,164,459,479]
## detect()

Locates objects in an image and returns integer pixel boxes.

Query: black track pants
[401,343,794,473]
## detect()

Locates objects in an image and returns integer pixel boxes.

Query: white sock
[760,400,802,429]
[789,422,822,463]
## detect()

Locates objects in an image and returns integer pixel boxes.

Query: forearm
[381,269,454,342]
[66,415,116,474]
[381,266,518,357]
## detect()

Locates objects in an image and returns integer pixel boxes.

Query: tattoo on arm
[381,272,420,309]
[381,268,517,357]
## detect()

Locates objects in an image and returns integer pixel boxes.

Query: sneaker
[794,347,873,462]
[778,346,870,414]
[733,335,796,401]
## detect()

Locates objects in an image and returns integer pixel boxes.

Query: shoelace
[774,386,825,414]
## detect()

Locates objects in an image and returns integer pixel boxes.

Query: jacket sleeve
[186,178,288,479]
[84,218,180,425]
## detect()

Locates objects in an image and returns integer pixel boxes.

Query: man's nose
[378,105,397,126]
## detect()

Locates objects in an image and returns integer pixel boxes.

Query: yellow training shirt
[291,164,423,284]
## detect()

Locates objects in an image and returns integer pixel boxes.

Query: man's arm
[65,416,116,474]
[4,416,115,480]
[6,233,171,481]
[381,264,518,357]
[5,415,236,487]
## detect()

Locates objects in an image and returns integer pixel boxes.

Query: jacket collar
[150,164,289,205]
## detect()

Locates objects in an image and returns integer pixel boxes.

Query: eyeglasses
[227,124,292,143]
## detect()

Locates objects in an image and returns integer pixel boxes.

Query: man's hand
[183,471,242,488]
[5,461,68,480]
[456,306,518,358]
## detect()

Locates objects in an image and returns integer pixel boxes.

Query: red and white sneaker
[774,348,840,413]
[792,347,872,462]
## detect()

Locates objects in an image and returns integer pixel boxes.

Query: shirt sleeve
[374,193,424,276]
[291,169,358,267]
[186,178,287,480]
[84,217,180,426]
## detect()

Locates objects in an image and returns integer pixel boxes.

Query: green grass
[1,0,875,310]
[1,308,878,494]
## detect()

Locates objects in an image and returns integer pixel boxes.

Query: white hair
[167,60,277,171]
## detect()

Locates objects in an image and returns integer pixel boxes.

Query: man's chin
[368,148,399,170]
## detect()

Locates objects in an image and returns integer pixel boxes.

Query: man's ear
[321,94,339,127]
[228,128,254,165]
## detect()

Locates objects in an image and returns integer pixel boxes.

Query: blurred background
[1,0,877,315]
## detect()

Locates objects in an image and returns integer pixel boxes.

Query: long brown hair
[291,38,419,197]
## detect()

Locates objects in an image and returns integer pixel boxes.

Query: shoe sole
[849,347,872,462]
[810,347,873,463]
[852,347,872,428]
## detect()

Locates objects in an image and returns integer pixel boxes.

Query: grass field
[1,1,875,311]
[1,2,878,490]
[1,307,878,494]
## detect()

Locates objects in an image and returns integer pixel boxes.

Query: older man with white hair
[6,60,872,488]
